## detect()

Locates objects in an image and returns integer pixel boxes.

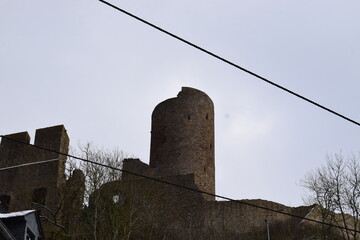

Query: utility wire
[98,0,360,127]
[0,158,59,172]
[1,134,359,234]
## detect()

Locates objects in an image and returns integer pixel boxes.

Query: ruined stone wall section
[0,125,69,212]
[150,87,215,200]
[0,132,31,168]
[201,199,311,237]
[122,158,156,182]
[34,125,69,187]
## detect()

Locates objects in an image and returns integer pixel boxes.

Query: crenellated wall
[0,125,84,239]
[0,125,69,212]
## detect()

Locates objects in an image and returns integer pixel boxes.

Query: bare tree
[73,143,126,203]
[302,152,360,240]
[66,142,146,240]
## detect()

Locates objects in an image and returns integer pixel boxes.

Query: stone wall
[114,157,315,239]
[0,125,69,212]
[0,88,320,239]
[0,125,84,239]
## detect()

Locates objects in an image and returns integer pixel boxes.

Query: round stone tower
[150,87,215,200]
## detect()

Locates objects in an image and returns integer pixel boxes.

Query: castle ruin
[0,87,323,239]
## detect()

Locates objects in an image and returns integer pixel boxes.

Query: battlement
[0,125,69,168]
[0,131,30,146]
[34,125,69,152]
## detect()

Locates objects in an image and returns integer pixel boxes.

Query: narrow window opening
[33,188,47,206]
[161,128,167,143]
[188,114,191,120]
[210,144,212,149]
[0,195,11,211]
[206,113,209,120]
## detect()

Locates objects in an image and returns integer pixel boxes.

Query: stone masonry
[0,125,84,239]
[150,87,215,200]
[0,87,324,239]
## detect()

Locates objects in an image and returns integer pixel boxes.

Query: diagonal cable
[1,134,359,234]
[98,0,360,127]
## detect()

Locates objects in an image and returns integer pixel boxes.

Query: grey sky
[1,0,359,206]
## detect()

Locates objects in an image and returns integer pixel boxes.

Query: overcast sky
[1,0,359,207]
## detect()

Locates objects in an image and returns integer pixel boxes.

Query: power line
[98,0,360,128]
[1,135,359,234]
